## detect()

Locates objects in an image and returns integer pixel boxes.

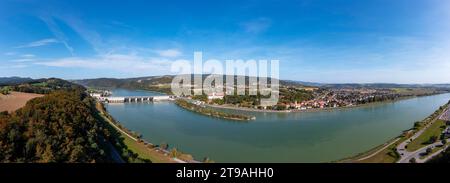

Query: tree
[413,121,421,129]
[427,136,438,144]
[426,148,433,155]
[0,90,113,163]
[169,148,180,158]
[409,158,416,163]
[0,86,11,95]
[212,98,224,105]
[192,94,208,102]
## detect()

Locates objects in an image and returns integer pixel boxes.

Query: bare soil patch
[0,92,43,113]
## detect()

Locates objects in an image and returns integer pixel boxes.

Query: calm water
[106,89,450,162]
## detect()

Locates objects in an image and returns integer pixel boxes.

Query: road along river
[105,89,450,162]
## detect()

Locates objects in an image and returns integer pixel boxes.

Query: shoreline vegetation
[175,99,256,121]
[96,101,205,163]
[2,77,449,163]
[339,101,450,163]
[205,93,447,114]
[95,87,449,115]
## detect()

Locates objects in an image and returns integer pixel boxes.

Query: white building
[90,93,102,98]
[208,92,224,100]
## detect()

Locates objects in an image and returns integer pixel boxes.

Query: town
[184,86,449,112]
[86,84,450,112]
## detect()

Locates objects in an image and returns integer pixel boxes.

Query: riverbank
[340,100,450,163]
[95,101,201,163]
[337,137,402,163]
[175,99,256,121]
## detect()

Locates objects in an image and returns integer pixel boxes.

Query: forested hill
[73,75,310,94]
[74,75,450,91]
[0,91,115,162]
[0,77,33,86]
[10,78,85,94]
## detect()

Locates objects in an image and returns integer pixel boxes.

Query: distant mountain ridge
[1,77,85,94]
[74,75,450,89]
[74,75,308,88]
[0,77,33,86]
[275,80,450,89]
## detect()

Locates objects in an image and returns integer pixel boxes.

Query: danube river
[105,89,450,162]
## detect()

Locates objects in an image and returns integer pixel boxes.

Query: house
[90,93,102,98]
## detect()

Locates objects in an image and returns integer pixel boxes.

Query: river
[105,89,450,162]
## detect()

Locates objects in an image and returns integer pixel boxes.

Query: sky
[0,0,450,83]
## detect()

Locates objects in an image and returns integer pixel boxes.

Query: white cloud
[20,54,35,58]
[11,64,28,68]
[40,16,75,56]
[35,53,174,73]
[10,58,35,62]
[14,38,59,48]
[0,64,29,69]
[241,18,271,34]
[155,49,182,57]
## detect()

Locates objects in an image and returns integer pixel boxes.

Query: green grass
[407,120,446,152]
[31,82,48,87]
[340,104,449,163]
[119,132,169,163]
[357,143,399,163]
[96,103,174,163]
[338,137,405,163]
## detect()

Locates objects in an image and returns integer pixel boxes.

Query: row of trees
[278,87,314,104]
[175,99,254,121]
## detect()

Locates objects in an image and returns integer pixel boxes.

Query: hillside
[74,75,310,94]
[75,75,450,91]
[0,77,33,86]
[0,91,113,162]
[10,78,85,94]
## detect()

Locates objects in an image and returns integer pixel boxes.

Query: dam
[98,95,176,103]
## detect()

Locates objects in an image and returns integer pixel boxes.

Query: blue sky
[1,0,449,83]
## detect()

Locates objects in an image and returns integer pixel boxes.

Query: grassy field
[339,136,405,163]
[392,88,441,96]
[118,128,174,163]
[31,82,48,87]
[357,143,400,163]
[407,119,447,152]
[0,91,43,112]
